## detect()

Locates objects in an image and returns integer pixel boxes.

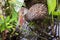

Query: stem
[51,11,55,35]
[51,12,54,26]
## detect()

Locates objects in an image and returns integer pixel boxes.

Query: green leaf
[12,8,18,18]
[9,18,15,23]
[0,25,6,32]
[5,16,10,22]
[47,0,56,15]
[53,11,60,15]
[0,19,4,24]
[0,15,4,22]
[9,8,18,23]
[6,23,10,26]
[29,21,36,26]
[7,26,12,29]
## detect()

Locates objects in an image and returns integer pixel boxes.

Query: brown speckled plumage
[25,3,47,21]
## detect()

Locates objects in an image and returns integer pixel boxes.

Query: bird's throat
[19,15,24,26]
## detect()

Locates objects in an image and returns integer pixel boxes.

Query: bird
[17,4,48,40]
[18,3,48,27]
[17,3,48,32]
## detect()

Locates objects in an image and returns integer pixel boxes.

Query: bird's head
[18,7,28,26]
